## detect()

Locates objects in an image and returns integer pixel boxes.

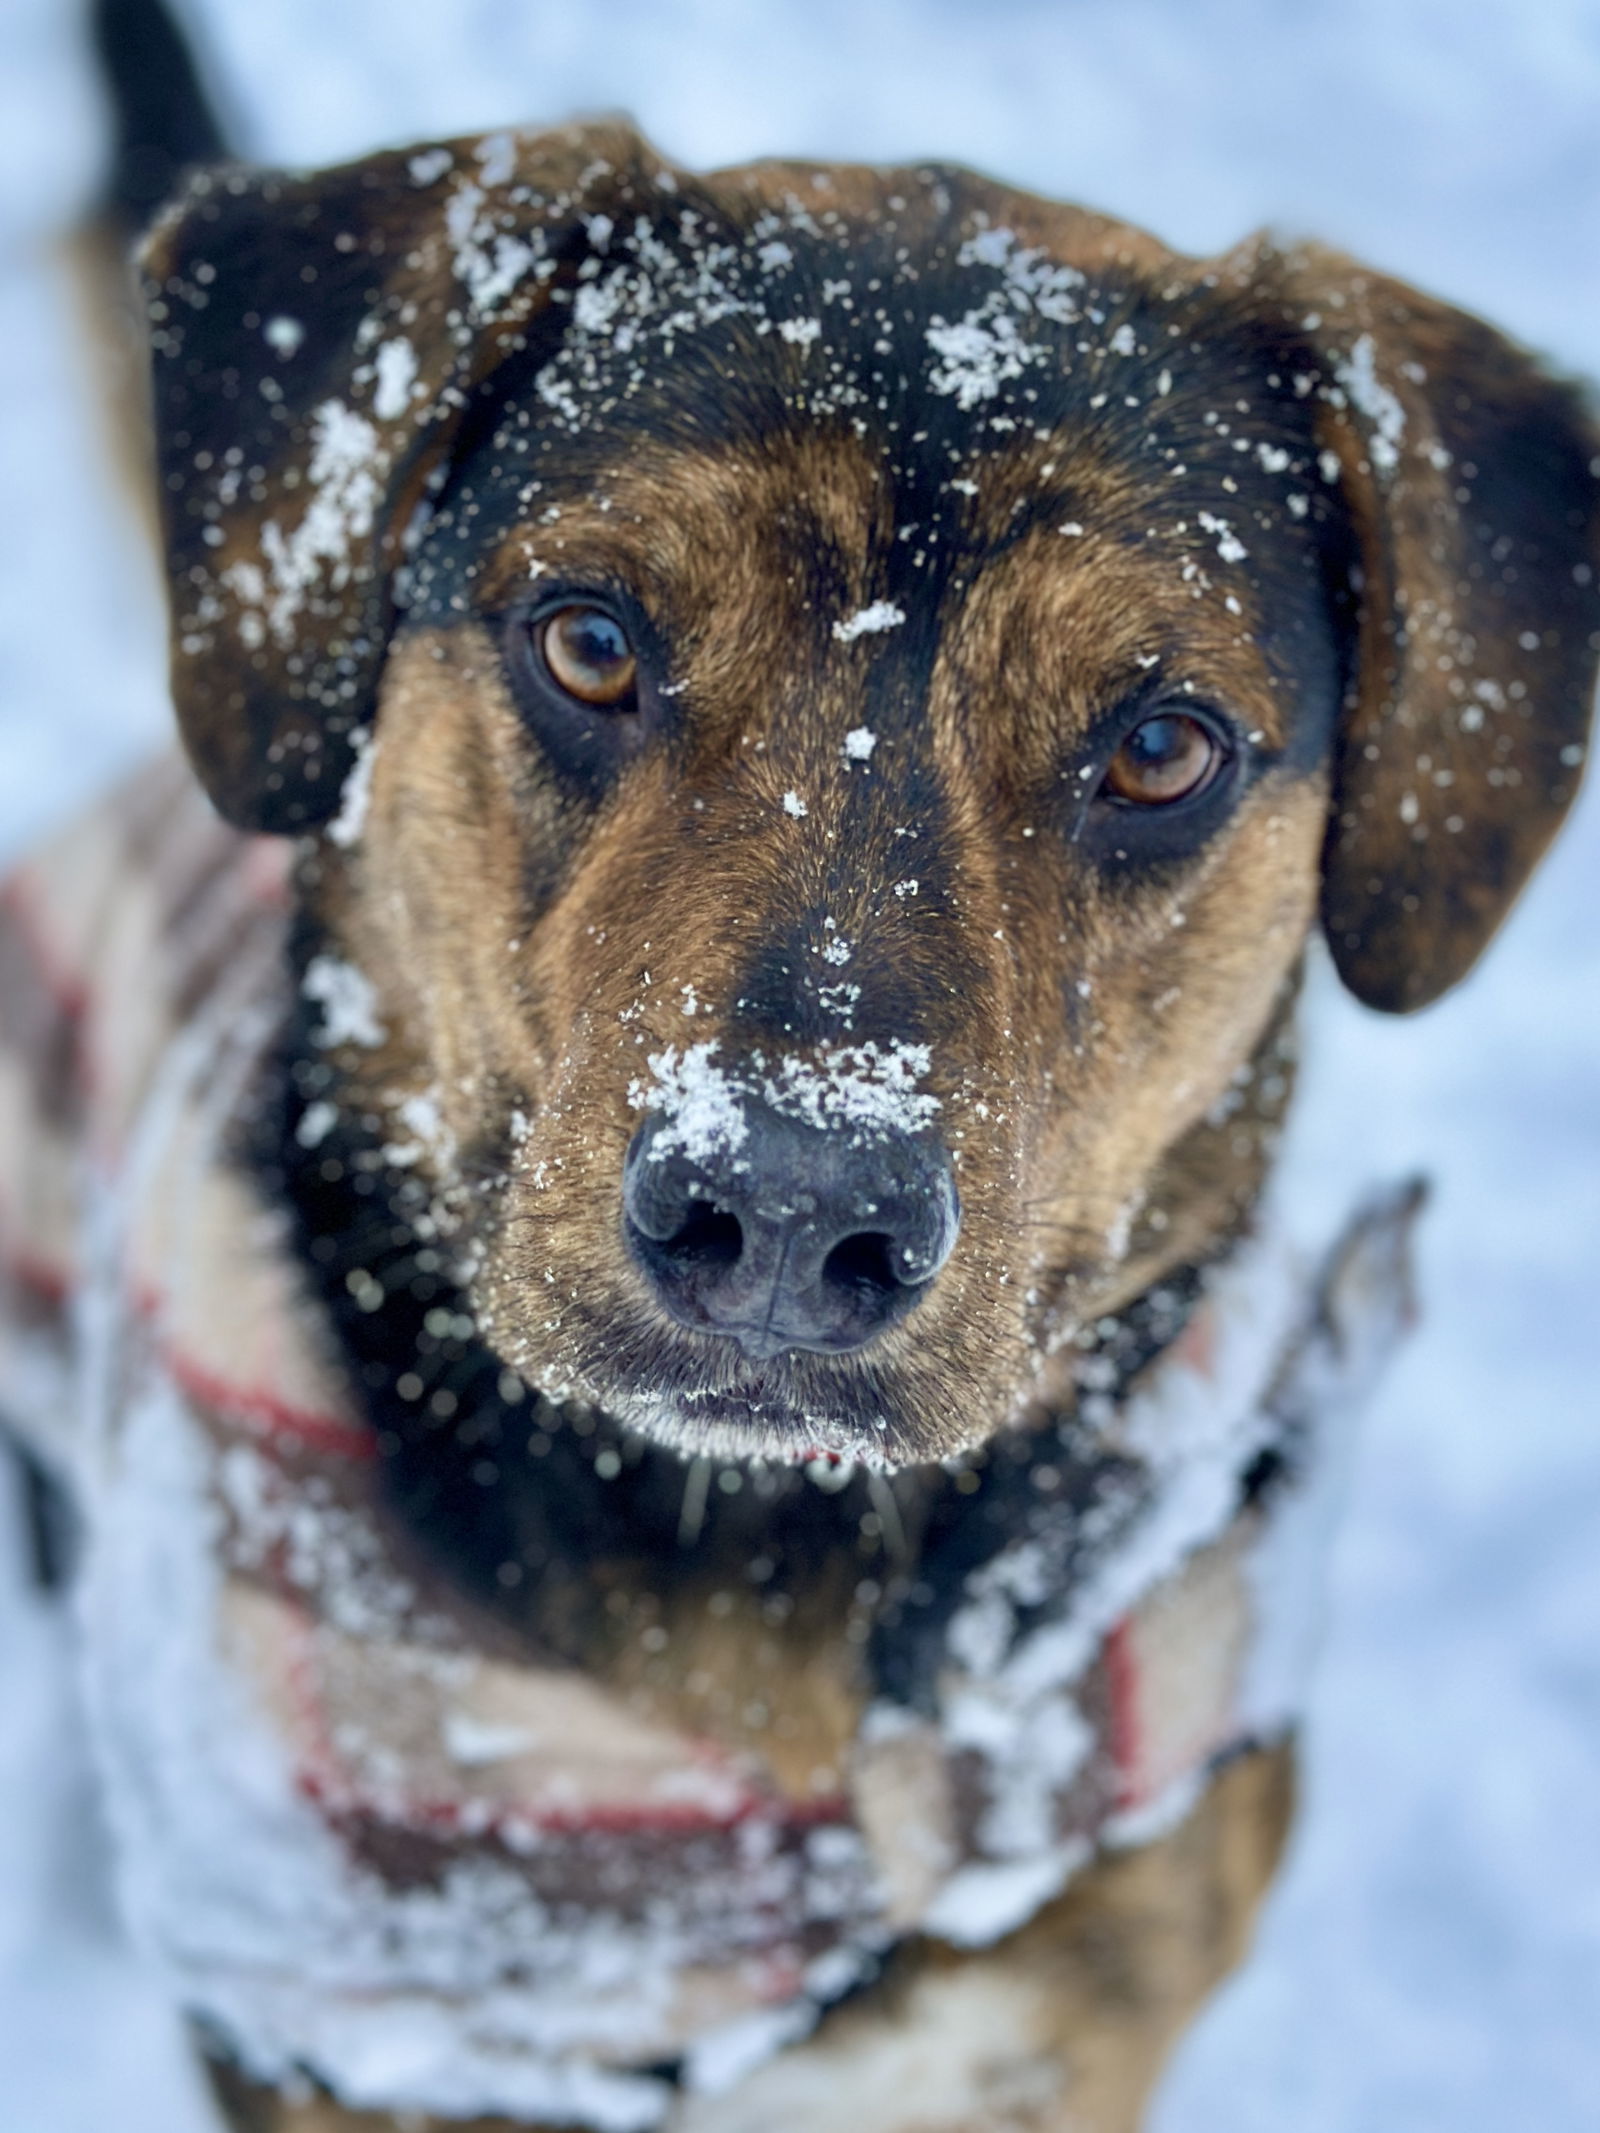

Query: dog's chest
[0,757,1417,2125]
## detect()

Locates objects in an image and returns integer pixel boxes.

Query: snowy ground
[2,1,1598,2126]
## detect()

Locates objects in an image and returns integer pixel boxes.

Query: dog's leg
[666,1739,1295,2133]
[1007,1737,1297,2133]
[197,1742,1292,2133]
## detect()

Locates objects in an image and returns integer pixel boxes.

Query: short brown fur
[134,117,1600,2133]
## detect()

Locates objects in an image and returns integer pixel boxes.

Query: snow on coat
[0,754,1418,2127]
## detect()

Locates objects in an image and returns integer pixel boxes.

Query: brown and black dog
[106,49,1600,2133]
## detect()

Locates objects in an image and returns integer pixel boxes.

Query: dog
[2,9,1597,2130]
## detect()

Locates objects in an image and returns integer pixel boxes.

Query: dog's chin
[601,1381,907,1469]
[483,1276,1040,1468]
[523,1314,1005,1470]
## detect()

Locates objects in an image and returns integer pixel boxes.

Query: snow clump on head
[833,602,906,644]
[759,1043,939,1143]
[631,1041,939,1159]
[325,726,378,849]
[228,400,389,650]
[303,955,386,1050]
[923,223,1086,411]
[926,308,1042,411]
[1334,333,1406,474]
[371,338,419,421]
[630,1043,750,1165]
[1197,511,1248,565]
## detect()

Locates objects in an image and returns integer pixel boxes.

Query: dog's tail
[78,0,236,529]
[90,0,235,247]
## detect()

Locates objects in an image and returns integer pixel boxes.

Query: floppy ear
[1254,245,1600,1012]
[140,120,676,832]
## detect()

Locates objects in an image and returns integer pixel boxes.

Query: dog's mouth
[624,1391,871,1467]
[546,1324,916,1467]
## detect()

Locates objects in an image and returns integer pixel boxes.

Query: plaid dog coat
[0,756,1418,2129]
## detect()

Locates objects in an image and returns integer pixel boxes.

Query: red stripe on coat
[1104,1615,1145,1812]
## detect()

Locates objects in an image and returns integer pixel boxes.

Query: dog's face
[144,127,1599,1468]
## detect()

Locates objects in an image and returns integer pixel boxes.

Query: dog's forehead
[434,165,1260,504]
[406,167,1335,759]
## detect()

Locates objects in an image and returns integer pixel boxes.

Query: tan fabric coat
[0,758,1415,2130]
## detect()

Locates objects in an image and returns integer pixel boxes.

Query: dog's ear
[140,122,674,832]
[1246,244,1600,1012]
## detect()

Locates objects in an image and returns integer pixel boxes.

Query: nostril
[655,1197,744,1273]
[821,1229,901,1303]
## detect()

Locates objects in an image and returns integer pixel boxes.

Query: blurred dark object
[91,0,231,245]
[77,0,236,535]
[1,1423,78,1592]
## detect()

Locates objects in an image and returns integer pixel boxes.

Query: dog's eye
[1101,711,1225,806]
[539,606,638,709]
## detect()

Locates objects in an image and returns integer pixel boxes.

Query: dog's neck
[253,909,1299,1770]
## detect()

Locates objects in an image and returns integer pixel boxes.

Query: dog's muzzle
[622,1104,960,1359]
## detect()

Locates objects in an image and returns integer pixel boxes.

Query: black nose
[623,1102,960,1359]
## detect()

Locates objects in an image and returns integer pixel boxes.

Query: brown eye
[539,606,638,708]
[1101,711,1224,806]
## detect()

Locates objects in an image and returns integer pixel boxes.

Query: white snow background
[2,0,1598,2125]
